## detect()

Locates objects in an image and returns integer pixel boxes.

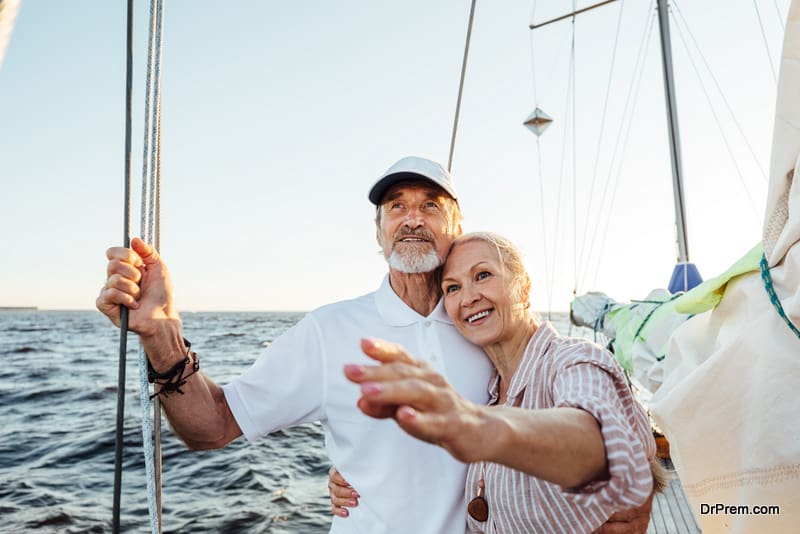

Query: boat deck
[648,459,701,534]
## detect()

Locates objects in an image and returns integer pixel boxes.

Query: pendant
[467,484,488,522]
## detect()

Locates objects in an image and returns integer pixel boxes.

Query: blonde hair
[651,457,670,494]
[448,231,532,309]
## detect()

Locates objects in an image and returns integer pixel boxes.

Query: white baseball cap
[368,156,459,205]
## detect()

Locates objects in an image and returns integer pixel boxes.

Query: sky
[0,0,791,312]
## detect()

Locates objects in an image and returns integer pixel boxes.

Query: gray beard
[387,247,442,274]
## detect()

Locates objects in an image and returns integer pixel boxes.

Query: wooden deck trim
[648,459,701,534]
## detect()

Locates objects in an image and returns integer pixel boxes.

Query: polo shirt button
[425,321,432,327]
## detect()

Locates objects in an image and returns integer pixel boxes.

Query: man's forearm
[142,330,242,449]
[158,372,242,450]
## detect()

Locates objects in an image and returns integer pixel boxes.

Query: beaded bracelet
[147,338,200,399]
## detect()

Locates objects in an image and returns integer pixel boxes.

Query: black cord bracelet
[147,338,200,399]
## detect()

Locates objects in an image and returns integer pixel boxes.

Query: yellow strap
[673,243,762,314]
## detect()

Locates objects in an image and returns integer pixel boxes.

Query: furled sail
[649,1,800,531]
[570,243,766,395]
[571,289,690,395]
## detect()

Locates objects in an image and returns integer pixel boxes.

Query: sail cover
[649,1,800,532]
[0,0,20,72]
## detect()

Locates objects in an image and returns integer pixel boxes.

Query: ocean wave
[1,346,56,354]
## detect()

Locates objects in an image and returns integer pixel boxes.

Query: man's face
[377,183,459,273]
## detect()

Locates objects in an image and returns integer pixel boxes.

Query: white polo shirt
[223,275,493,533]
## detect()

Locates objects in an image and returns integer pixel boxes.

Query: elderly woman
[342,232,658,532]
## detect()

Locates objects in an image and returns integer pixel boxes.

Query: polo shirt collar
[374,274,454,327]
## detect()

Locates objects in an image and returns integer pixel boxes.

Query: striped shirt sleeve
[550,343,654,511]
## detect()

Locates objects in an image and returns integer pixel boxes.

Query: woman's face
[441,239,524,348]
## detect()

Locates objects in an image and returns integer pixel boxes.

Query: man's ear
[455,223,463,237]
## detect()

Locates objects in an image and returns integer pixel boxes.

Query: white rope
[670,1,769,182]
[528,2,553,319]
[580,2,656,291]
[575,0,626,289]
[753,0,779,83]
[545,20,576,314]
[670,11,762,216]
[571,5,578,299]
[138,0,165,532]
[587,7,656,291]
[772,0,785,24]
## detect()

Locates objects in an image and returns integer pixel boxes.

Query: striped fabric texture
[465,322,655,533]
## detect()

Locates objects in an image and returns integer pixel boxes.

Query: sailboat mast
[656,0,690,263]
[529,0,701,292]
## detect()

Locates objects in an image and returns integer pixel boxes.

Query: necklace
[467,464,488,522]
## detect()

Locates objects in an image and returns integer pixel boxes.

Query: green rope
[760,253,800,340]
[632,293,682,341]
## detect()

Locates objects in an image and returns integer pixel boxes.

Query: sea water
[0,310,576,533]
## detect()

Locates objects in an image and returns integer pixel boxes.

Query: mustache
[394,227,435,242]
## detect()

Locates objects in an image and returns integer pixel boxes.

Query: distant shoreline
[0,306,37,311]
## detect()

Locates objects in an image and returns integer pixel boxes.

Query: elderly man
[100,156,490,533]
[98,156,652,533]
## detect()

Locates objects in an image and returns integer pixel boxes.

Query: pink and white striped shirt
[465,322,655,533]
